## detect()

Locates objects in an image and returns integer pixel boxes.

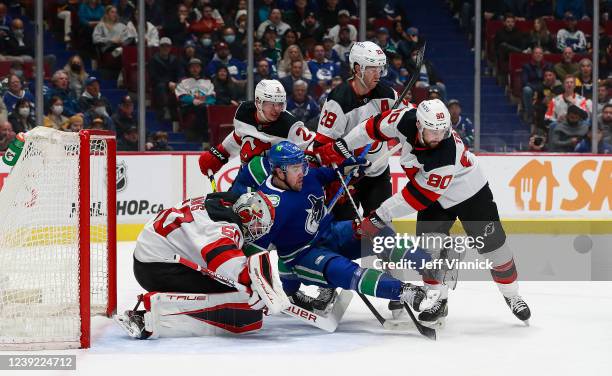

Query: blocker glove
[315,138,353,166]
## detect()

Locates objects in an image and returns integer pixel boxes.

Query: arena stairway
[407,0,530,151]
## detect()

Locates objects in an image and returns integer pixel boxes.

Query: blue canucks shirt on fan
[245,167,337,267]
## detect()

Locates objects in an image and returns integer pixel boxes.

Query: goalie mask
[233,191,276,242]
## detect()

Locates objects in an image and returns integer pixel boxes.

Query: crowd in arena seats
[447,0,611,153]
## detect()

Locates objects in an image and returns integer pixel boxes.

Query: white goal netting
[0,127,115,350]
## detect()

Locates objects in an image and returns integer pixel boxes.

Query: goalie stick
[169,255,351,332]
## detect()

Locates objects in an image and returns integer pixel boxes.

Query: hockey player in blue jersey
[242,141,441,313]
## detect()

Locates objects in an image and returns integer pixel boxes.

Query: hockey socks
[324,257,403,300]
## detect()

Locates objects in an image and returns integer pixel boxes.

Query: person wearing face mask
[63,55,89,97]
[205,42,247,82]
[78,76,112,114]
[8,98,35,133]
[43,96,69,130]
[2,18,34,63]
[148,131,173,151]
[221,26,244,61]
[83,98,114,131]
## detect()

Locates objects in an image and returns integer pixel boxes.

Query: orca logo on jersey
[305,194,326,234]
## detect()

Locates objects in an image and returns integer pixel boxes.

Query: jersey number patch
[153,206,195,237]
[426,174,452,189]
[319,110,337,128]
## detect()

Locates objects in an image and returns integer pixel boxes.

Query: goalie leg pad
[247,251,290,315]
[142,292,263,338]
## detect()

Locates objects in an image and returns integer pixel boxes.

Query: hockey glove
[315,138,353,166]
[198,145,229,175]
[354,211,388,240]
[338,156,371,177]
[247,251,290,315]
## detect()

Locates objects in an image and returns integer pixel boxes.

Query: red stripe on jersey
[401,186,427,211]
[232,132,242,145]
[201,238,238,266]
[207,249,245,272]
[365,115,393,142]
[238,267,250,286]
[403,167,419,180]
[314,132,335,144]
[410,178,441,202]
[356,141,379,156]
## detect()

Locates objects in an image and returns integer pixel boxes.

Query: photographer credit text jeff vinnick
[371,233,493,271]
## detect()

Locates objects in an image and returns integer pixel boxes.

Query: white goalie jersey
[134,195,249,285]
[221,101,314,164]
[344,108,488,221]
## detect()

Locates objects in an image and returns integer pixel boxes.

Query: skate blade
[113,314,143,339]
[419,316,446,329]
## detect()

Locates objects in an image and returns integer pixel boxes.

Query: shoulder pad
[205,192,243,227]
[414,137,457,172]
[234,101,258,125]
[397,108,418,144]
[368,84,396,101]
[325,82,357,114]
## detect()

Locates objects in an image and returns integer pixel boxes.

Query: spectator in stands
[144,0,163,28]
[297,11,325,53]
[308,44,339,85]
[205,42,246,82]
[555,1,587,20]
[384,54,408,86]
[549,105,589,152]
[0,3,12,35]
[284,0,311,30]
[322,36,341,65]
[575,58,593,99]
[0,99,6,124]
[554,47,579,81]
[148,37,181,121]
[176,58,216,142]
[78,0,104,34]
[575,125,612,153]
[189,4,224,34]
[526,17,554,53]
[261,26,282,65]
[494,13,527,80]
[375,27,398,56]
[408,48,447,101]
[116,0,135,24]
[2,73,34,114]
[254,59,277,85]
[117,126,139,151]
[93,4,127,75]
[163,4,192,46]
[527,129,548,152]
[257,0,275,25]
[281,29,299,55]
[78,77,112,114]
[83,98,114,130]
[596,82,611,114]
[65,114,84,132]
[179,40,199,77]
[541,68,564,104]
[0,120,16,151]
[521,47,552,123]
[287,80,319,127]
[279,60,309,94]
[63,55,89,97]
[328,9,357,44]
[556,12,587,53]
[147,131,173,151]
[124,9,159,47]
[43,96,69,130]
[397,27,420,61]
[545,75,591,123]
[8,98,35,133]
[253,40,276,75]
[44,70,80,117]
[1,18,33,63]
[320,0,341,30]
[257,8,291,39]
[427,87,442,101]
[212,65,243,106]
[221,26,244,61]
[196,32,215,63]
[332,26,354,66]
[278,44,312,80]
[600,103,612,145]
[111,95,136,138]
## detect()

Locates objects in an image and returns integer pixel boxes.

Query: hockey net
[0,127,116,350]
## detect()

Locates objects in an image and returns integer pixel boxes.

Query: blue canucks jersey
[245,167,337,266]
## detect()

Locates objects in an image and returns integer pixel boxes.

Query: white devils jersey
[315,80,407,176]
[221,101,314,164]
[344,108,488,220]
[134,196,247,283]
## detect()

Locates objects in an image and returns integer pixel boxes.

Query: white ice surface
[7,241,612,376]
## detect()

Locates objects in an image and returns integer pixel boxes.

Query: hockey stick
[391,41,426,110]
[326,144,372,212]
[330,163,437,340]
[207,169,217,193]
[169,254,350,332]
